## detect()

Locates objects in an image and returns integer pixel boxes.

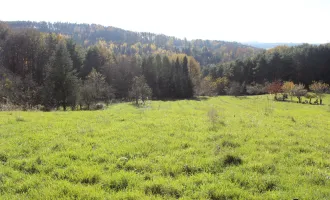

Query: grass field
[0,95,330,199]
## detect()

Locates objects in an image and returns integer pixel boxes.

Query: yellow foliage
[282,81,295,93]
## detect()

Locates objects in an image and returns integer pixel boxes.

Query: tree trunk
[320,98,323,105]
[63,103,67,111]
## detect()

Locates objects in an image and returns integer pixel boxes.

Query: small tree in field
[292,84,307,103]
[80,69,114,110]
[129,76,152,105]
[309,81,329,105]
[267,81,282,100]
[282,81,295,101]
[305,92,317,104]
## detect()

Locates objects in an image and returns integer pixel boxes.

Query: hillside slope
[6,21,262,66]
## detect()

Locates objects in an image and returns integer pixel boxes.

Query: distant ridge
[5,21,263,66]
[244,42,321,49]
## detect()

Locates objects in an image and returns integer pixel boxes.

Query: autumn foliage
[266,81,282,99]
[309,81,329,104]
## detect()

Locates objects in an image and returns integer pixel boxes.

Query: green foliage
[206,44,330,91]
[129,76,152,105]
[43,41,80,111]
[292,84,307,103]
[80,69,114,110]
[2,21,330,108]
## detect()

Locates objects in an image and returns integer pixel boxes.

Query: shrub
[309,81,329,105]
[292,84,307,103]
[282,81,295,101]
[226,81,242,96]
[94,103,106,110]
[305,92,317,104]
[246,83,266,95]
[198,76,217,96]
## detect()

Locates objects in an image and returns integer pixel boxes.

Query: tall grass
[0,95,329,199]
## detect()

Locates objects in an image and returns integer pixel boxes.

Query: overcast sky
[1,0,330,43]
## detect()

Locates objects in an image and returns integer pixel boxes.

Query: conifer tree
[44,41,79,111]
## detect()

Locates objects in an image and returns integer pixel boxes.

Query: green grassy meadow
[0,95,330,199]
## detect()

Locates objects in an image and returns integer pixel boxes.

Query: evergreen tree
[142,56,158,98]
[158,55,171,99]
[182,56,193,98]
[66,39,85,75]
[44,41,79,111]
[174,57,183,98]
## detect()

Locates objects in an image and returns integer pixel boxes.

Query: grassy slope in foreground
[0,95,330,199]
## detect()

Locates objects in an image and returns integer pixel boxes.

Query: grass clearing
[0,95,330,199]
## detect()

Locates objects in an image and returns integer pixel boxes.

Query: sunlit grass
[0,95,329,199]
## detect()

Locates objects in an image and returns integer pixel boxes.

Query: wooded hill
[6,21,262,66]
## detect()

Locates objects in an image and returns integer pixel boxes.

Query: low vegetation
[0,95,329,199]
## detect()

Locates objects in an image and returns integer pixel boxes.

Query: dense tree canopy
[0,21,330,110]
[203,45,330,94]
[6,21,261,66]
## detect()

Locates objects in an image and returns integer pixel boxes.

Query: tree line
[202,45,330,96]
[0,22,199,110]
[1,21,330,111]
[6,21,261,66]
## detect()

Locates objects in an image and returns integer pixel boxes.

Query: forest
[0,21,330,110]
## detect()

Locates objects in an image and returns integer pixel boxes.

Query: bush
[226,81,242,96]
[246,83,266,95]
[197,76,217,96]
[292,84,307,103]
[94,103,106,110]
[305,92,317,104]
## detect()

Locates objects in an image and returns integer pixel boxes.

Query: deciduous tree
[309,81,329,105]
